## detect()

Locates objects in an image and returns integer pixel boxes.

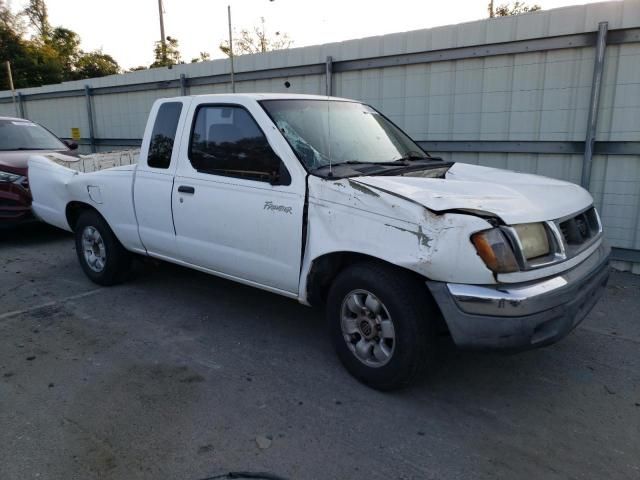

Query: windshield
[0,119,67,151]
[260,100,428,170]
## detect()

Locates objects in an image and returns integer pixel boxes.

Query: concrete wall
[1,0,639,270]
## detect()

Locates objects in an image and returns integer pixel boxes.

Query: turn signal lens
[471,228,519,273]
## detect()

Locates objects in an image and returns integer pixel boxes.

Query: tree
[0,0,23,33]
[49,27,80,77]
[1,0,121,87]
[0,21,27,90]
[0,16,62,89]
[21,39,63,85]
[22,0,50,39]
[489,1,541,17]
[74,50,120,79]
[150,36,182,68]
[219,17,292,57]
[191,51,211,63]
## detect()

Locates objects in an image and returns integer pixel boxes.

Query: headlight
[513,223,550,259]
[0,170,21,183]
[471,228,519,273]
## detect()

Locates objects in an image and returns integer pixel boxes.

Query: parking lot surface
[1,223,639,480]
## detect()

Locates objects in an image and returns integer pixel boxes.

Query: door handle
[178,185,195,194]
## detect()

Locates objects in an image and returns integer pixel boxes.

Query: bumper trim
[427,242,611,351]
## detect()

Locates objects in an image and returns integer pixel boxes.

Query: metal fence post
[581,22,608,189]
[180,74,188,96]
[325,56,333,96]
[17,92,25,118]
[84,85,96,153]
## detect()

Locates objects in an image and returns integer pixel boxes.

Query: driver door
[172,102,304,294]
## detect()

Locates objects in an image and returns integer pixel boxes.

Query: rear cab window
[147,102,183,169]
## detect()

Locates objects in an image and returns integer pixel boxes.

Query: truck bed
[28,150,141,251]
[46,149,139,172]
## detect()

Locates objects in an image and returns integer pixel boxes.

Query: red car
[0,116,78,227]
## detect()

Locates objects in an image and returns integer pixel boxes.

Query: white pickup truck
[29,93,610,390]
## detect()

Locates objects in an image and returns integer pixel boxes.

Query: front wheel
[74,210,132,286]
[327,262,436,391]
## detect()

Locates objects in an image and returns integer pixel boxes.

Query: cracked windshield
[261,99,428,170]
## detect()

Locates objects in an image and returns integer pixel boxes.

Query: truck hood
[353,163,593,224]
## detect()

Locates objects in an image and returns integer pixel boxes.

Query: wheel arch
[68,201,133,286]
[65,201,103,232]
[304,251,432,307]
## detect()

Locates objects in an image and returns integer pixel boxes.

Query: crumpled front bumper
[427,242,611,351]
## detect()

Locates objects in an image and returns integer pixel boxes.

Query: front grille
[558,207,600,247]
[0,198,19,207]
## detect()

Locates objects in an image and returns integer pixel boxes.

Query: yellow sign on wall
[71,127,81,141]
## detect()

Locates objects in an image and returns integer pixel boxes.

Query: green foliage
[150,36,182,68]
[490,1,542,17]
[49,27,81,74]
[21,38,64,86]
[219,17,293,57]
[191,52,211,63]
[22,0,50,39]
[0,22,62,89]
[73,50,119,79]
[2,1,295,84]
[0,0,121,89]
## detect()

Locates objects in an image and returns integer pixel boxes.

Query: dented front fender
[299,176,495,303]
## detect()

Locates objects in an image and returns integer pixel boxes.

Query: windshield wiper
[392,151,430,162]
[312,159,410,172]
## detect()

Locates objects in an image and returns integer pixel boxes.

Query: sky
[12,0,608,69]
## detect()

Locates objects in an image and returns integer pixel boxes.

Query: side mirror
[64,140,79,150]
[269,158,291,186]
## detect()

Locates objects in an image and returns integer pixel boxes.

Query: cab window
[147,102,183,169]
[188,105,286,183]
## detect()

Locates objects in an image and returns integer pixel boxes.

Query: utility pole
[228,5,235,92]
[158,0,167,64]
[226,1,274,92]
[488,0,495,18]
[4,61,18,117]
[260,16,267,53]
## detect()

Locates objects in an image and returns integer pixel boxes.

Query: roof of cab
[187,93,354,102]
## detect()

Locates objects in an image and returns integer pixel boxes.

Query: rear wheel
[74,210,131,286]
[327,261,436,390]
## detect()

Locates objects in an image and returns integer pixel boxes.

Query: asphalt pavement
[1,223,639,480]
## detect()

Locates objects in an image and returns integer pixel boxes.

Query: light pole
[158,0,167,64]
[4,61,18,117]
[227,1,276,93]
[228,5,235,92]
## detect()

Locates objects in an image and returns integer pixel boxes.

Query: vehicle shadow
[131,256,329,339]
[49,234,625,405]
[406,326,605,406]
[0,222,71,246]
[130,257,566,400]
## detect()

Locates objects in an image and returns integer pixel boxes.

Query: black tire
[327,261,436,391]
[74,210,132,286]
